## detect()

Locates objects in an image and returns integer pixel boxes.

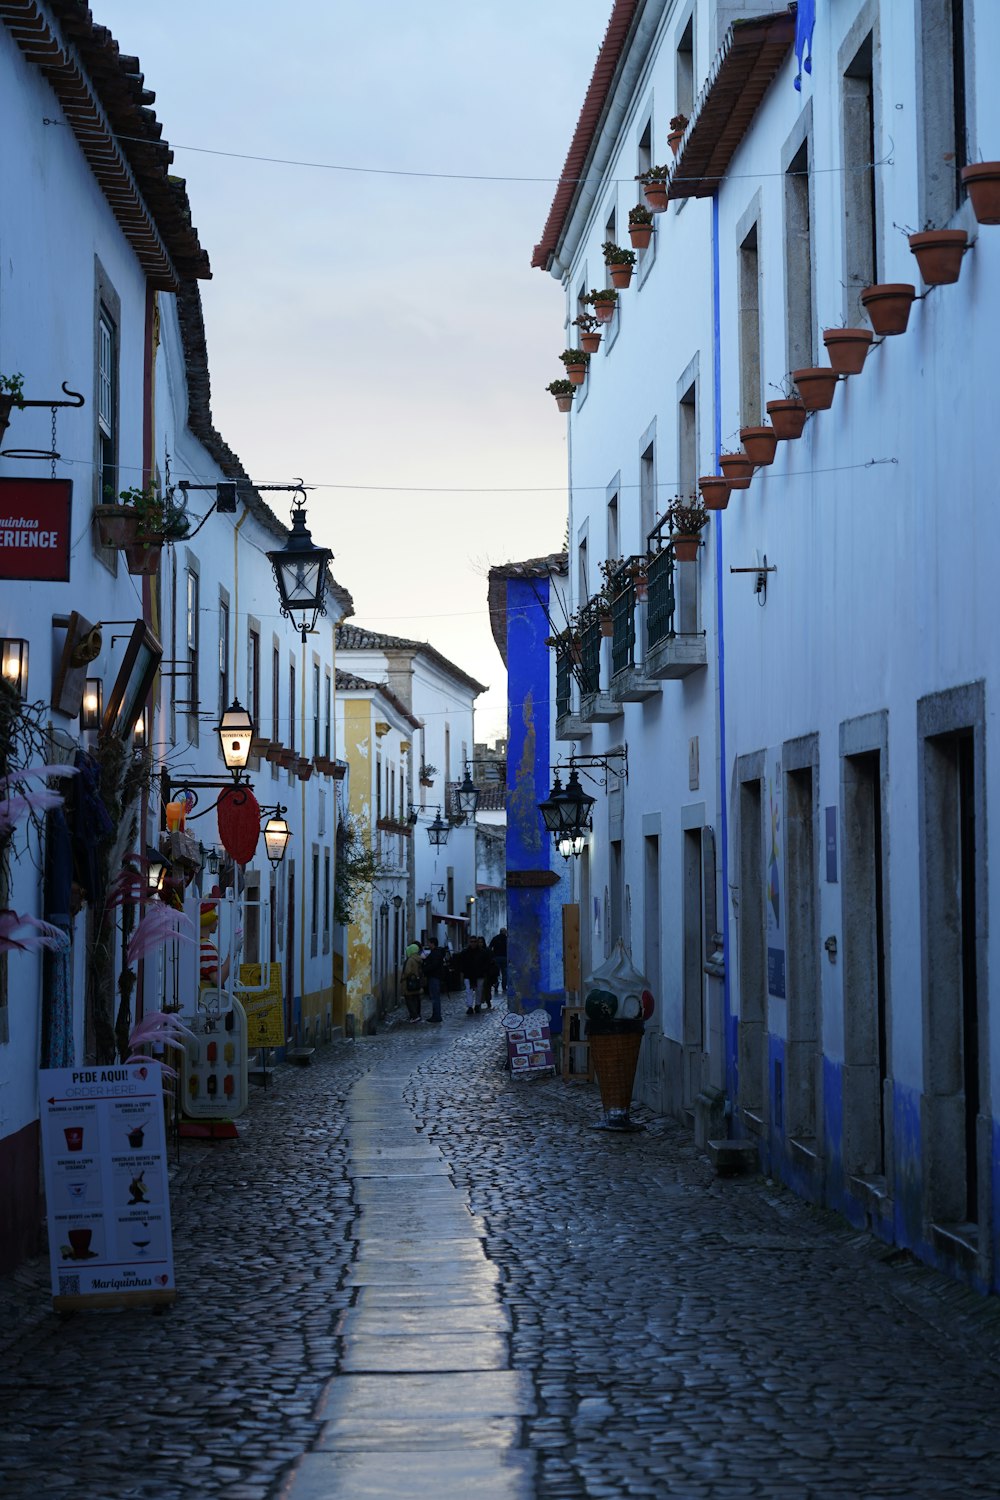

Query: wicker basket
[589,1029,643,1116]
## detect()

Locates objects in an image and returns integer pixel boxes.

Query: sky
[94,0,615,743]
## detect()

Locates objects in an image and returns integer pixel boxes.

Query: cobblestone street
[3,1002,1000,1499]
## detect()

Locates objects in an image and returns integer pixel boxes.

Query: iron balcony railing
[646,543,677,648]
[556,650,571,719]
[580,604,603,695]
[610,557,647,676]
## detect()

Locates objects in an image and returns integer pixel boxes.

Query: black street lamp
[267,493,333,642]
[426,807,450,848]
[263,808,291,867]
[537,769,595,858]
[454,766,480,823]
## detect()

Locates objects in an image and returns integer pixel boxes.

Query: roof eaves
[487,553,568,667]
[667,10,797,202]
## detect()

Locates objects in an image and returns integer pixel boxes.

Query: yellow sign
[236,963,285,1048]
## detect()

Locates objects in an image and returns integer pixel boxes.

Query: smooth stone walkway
[281,1068,535,1499]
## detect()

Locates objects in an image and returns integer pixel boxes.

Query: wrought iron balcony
[644,529,707,680]
[609,556,661,703]
[549,630,592,740]
[578,599,621,723]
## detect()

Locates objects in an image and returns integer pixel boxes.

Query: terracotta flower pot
[580,330,602,354]
[792,367,839,411]
[599,615,614,638]
[628,222,652,250]
[698,476,731,511]
[667,127,685,156]
[822,327,874,375]
[266,744,284,765]
[642,181,668,213]
[672,535,701,563]
[739,425,778,467]
[719,453,753,490]
[634,574,648,601]
[94,504,140,550]
[608,262,633,290]
[564,361,588,386]
[296,760,313,781]
[279,749,296,769]
[860,283,916,336]
[553,391,573,413]
[766,398,807,440]
[908,229,968,286]
[123,534,164,575]
[592,298,617,324]
[961,163,1000,225]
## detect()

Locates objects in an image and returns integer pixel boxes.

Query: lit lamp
[454,766,480,824]
[537,768,595,859]
[217,698,255,779]
[266,495,333,643]
[133,707,149,751]
[426,807,450,848]
[80,677,103,731]
[1,639,29,699]
[145,847,168,897]
[263,809,291,867]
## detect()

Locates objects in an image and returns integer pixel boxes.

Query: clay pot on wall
[580,330,602,354]
[822,327,874,375]
[123,535,163,575]
[667,126,685,156]
[642,181,668,213]
[792,367,839,411]
[698,476,731,511]
[599,614,614,639]
[592,296,617,324]
[552,391,574,413]
[628,222,653,250]
[961,163,1000,225]
[94,504,139,550]
[908,229,968,285]
[859,283,916,335]
[765,399,808,440]
[739,425,778,466]
[719,452,753,490]
[608,262,633,290]
[672,536,701,563]
[564,359,588,386]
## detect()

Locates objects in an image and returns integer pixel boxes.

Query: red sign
[0,478,73,581]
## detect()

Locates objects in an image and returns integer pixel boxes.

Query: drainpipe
[712,192,735,1108]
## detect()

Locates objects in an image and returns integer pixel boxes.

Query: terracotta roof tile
[336,625,487,697]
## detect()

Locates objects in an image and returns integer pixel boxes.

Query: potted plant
[719,451,753,489]
[627,204,654,251]
[419,763,438,787]
[279,748,297,770]
[822,325,874,374]
[95,486,141,550]
[583,287,620,324]
[860,282,916,335]
[961,162,1000,225]
[572,312,602,354]
[547,378,575,413]
[266,742,285,765]
[296,758,313,781]
[698,475,731,511]
[559,347,591,386]
[739,425,778,466]
[603,241,637,290]
[792,366,839,411]
[636,166,671,213]
[667,113,689,156]
[598,558,625,633]
[0,372,25,446]
[668,496,708,563]
[908,226,968,285]
[766,395,808,440]
[120,485,190,574]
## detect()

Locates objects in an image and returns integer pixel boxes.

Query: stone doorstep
[707,1138,760,1177]
[848,1173,894,1221]
[930,1220,981,1272]
[282,1446,535,1499]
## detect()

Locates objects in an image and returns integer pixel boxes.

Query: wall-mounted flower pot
[279,749,296,770]
[860,283,916,335]
[296,759,313,781]
[961,162,1000,225]
[94,504,140,550]
[642,181,668,213]
[739,425,778,466]
[719,453,753,489]
[792,367,839,411]
[580,330,602,354]
[766,398,807,440]
[672,535,701,563]
[634,573,648,601]
[667,127,685,156]
[331,764,347,781]
[908,229,968,285]
[698,476,731,511]
[266,743,284,765]
[123,534,164,575]
[564,361,588,386]
[628,222,652,250]
[552,391,574,413]
[250,738,272,758]
[822,327,874,375]
[599,614,614,638]
[592,297,617,324]
[607,262,633,290]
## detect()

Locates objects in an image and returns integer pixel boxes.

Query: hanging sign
[0,478,72,581]
[39,1062,175,1309]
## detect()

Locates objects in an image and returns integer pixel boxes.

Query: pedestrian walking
[488,928,508,996]
[401,942,424,1024]
[422,936,446,1023]
[457,936,492,1015]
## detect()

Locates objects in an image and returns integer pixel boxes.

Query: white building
[534,0,1000,1291]
[0,2,350,1271]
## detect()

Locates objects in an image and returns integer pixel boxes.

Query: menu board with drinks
[39,1062,176,1309]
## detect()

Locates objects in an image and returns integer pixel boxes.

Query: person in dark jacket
[488,929,508,995]
[421,937,447,1023]
[457,936,492,1015]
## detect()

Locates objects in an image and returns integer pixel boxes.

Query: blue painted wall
[505,576,568,1008]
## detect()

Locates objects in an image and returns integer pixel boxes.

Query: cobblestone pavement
[3,1001,1000,1498]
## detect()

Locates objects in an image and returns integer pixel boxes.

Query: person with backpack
[401,942,424,1024]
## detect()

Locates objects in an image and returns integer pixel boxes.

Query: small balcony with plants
[577,597,622,724]
[644,503,708,680]
[547,626,591,741]
[606,555,661,704]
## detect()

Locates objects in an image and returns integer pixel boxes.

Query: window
[324,672,332,758]
[218,598,230,721]
[311,846,319,956]
[312,662,321,758]
[606,490,619,561]
[97,309,116,501]
[637,116,652,178]
[376,751,382,820]
[288,661,296,754]
[640,443,655,543]
[842,32,879,318]
[919,0,969,227]
[676,14,694,120]
[578,537,589,602]
[738,223,762,425]
[323,848,331,952]
[248,627,260,730]
[272,646,281,743]
[186,569,199,735]
[784,139,815,370]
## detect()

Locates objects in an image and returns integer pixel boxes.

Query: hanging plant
[0,372,26,446]
[627,204,654,250]
[582,287,619,324]
[602,241,637,290]
[667,114,689,155]
[572,313,602,354]
[719,451,753,489]
[547,379,575,413]
[636,166,670,213]
[559,347,591,385]
[961,162,1000,224]
[667,496,708,563]
[822,326,874,374]
[860,282,916,336]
